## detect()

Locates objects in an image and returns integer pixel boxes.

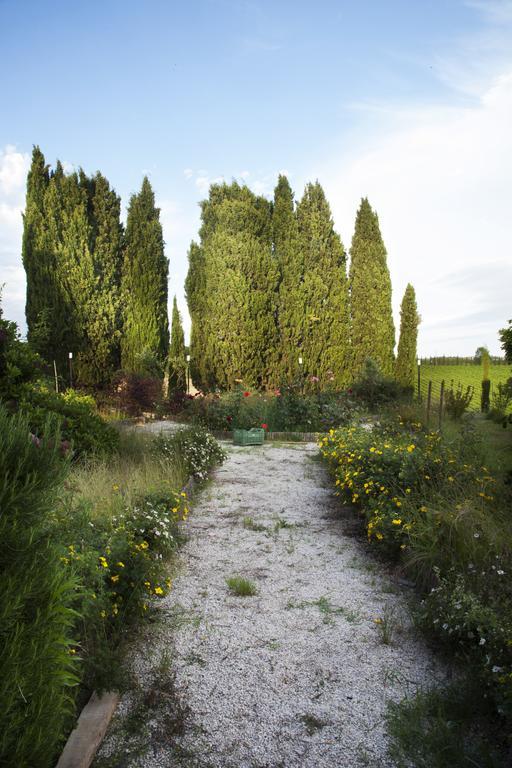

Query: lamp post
[298,355,303,394]
[417,357,421,401]
[68,352,73,389]
[186,354,191,394]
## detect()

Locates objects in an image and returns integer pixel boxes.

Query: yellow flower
[376,532,384,540]
[420,506,427,512]
[100,610,106,619]
[448,476,454,482]
[180,492,187,498]
[374,618,383,624]
[392,519,402,525]
[117,562,125,568]
[112,484,120,491]
[111,575,119,583]
[154,586,164,596]
[99,556,108,568]
[395,500,402,507]
[407,444,415,452]
[140,541,149,550]
[369,447,376,453]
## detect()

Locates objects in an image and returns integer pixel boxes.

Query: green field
[419,363,511,411]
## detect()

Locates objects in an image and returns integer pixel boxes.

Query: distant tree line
[186,177,419,390]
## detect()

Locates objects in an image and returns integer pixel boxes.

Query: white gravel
[97,441,445,768]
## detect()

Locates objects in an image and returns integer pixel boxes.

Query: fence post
[417,360,421,401]
[439,379,445,430]
[426,381,432,426]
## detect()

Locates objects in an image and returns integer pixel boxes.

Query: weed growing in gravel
[374,604,401,645]
[226,576,258,597]
[300,713,327,735]
[242,516,267,532]
[286,596,361,624]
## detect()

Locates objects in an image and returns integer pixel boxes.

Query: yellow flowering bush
[319,419,494,556]
[320,415,512,726]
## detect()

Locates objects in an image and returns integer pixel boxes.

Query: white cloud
[321,61,512,356]
[0,145,30,329]
[183,168,193,179]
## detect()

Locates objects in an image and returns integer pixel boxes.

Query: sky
[1,0,511,356]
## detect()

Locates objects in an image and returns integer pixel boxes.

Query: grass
[374,604,401,645]
[242,516,267,532]
[225,576,258,597]
[286,595,361,624]
[386,681,506,768]
[67,429,188,525]
[420,363,511,412]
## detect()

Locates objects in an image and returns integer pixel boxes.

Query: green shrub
[320,416,512,743]
[350,358,408,408]
[445,382,474,419]
[53,485,189,691]
[19,385,119,457]
[152,425,226,481]
[0,407,79,767]
[489,379,512,424]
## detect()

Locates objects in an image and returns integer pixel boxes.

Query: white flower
[479,637,486,645]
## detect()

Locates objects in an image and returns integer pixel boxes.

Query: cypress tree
[349,198,395,378]
[168,296,186,392]
[22,146,50,354]
[185,241,208,389]
[395,283,419,388]
[295,182,351,387]
[273,175,302,384]
[75,173,124,386]
[121,177,169,373]
[198,182,278,389]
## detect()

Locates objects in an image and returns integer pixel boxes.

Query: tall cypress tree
[198,182,278,389]
[121,177,169,373]
[22,146,50,353]
[295,182,351,387]
[79,172,124,385]
[349,198,395,377]
[185,241,207,388]
[168,296,187,392]
[395,283,419,388]
[273,175,302,385]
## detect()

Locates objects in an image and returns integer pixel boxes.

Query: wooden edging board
[55,692,119,768]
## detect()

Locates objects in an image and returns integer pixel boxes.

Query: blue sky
[1,0,511,354]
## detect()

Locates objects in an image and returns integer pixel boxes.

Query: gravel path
[97,441,444,768]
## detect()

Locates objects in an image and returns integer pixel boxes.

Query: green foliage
[445,382,474,419]
[295,182,351,388]
[386,681,505,768]
[19,386,119,457]
[489,379,512,424]
[0,407,79,767]
[499,320,512,363]
[151,425,226,481]
[0,301,43,401]
[190,182,278,389]
[349,198,395,377]
[273,175,302,385]
[350,358,405,408]
[185,241,208,388]
[395,283,419,388]
[168,296,187,393]
[320,417,512,741]
[182,386,355,432]
[121,177,169,373]
[225,576,258,597]
[22,149,124,386]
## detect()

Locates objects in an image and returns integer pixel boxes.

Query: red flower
[274,389,281,396]
[261,423,268,429]
[347,388,353,395]
[243,391,251,397]
[226,415,233,423]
